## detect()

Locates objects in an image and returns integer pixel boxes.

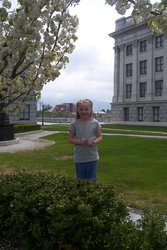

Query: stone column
[162,36,167,99]
[146,35,154,100]
[131,40,138,101]
[112,45,120,103]
[118,44,124,102]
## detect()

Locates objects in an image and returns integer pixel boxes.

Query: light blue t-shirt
[69,118,101,163]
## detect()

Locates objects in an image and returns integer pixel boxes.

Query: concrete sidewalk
[0,130,58,153]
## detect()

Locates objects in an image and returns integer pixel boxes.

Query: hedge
[0,172,167,250]
[14,124,41,134]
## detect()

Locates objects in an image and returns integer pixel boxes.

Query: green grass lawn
[0,123,167,214]
[42,123,167,136]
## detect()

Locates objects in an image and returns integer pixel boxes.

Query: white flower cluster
[105,0,167,34]
[0,0,79,113]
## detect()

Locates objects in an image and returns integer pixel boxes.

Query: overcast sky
[11,0,125,111]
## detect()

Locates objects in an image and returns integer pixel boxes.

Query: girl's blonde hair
[76,99,93,119]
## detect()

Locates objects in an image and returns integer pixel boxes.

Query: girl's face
[77,102,91,121]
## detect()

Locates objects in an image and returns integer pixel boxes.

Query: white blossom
[0,0,79,113]
[106,0,167,34]
[2,0,11,9]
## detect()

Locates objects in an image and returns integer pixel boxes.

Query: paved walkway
[0,130,58,153]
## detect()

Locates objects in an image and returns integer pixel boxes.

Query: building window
[140,40,147,52]
[137,107,144,121]
[153,107,160,122]
[140,60,147,75]
[155,35,164,48]
[124,107,129,121]
[19,104,30,120]
[126,63,133,77]
[155,57,163,72]
[126,44,133,56]
[126,84,132,98]
[139,82,147,97]
[155,80,163,96]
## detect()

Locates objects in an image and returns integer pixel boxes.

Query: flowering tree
[0,0,79,115]
[105,0,167,34]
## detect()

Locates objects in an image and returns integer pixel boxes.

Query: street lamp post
[42,105,44,126]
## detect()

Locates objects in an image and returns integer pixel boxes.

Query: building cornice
[109,17,151,39]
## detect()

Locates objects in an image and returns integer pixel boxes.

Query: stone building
[9,93,37,124]
[109,16,167,123]
[55,103,76,113]
[9,100,37,124]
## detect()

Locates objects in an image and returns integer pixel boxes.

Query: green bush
[14,124,41,133]
[0,172,167,250]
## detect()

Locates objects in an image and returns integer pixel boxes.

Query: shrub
[14,124,41,133]
[0,172,167,250]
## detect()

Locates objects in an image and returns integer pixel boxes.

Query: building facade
[9,93,37,124]
[54,103,76,113]
[109,16,167,123]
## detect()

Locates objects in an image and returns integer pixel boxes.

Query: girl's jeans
[75,161,97,180]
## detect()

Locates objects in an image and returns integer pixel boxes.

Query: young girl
[68,99,102,180]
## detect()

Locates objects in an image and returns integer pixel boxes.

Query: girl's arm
[87,129,102,146]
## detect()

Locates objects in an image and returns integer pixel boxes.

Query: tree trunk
[0,113,14,141]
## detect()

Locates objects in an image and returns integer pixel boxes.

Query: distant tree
[105,0,167,34]
[0,0,79,116]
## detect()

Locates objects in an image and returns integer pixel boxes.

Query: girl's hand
[80,137,87,144]
[87,140,96,146]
